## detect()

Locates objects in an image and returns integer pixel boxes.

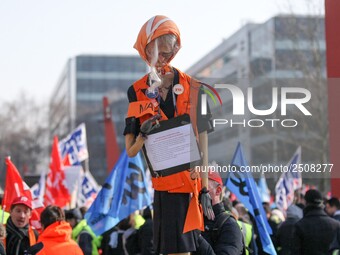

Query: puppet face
[145,35,178,69]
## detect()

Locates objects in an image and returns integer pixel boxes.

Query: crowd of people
[1,176,340,255]
[1,13,339,255]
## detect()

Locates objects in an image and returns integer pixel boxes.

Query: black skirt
[153,190,198,254]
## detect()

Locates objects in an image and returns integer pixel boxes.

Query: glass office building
[49,55,147,183]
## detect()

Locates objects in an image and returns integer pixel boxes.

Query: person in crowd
[224,199,256,255]
[123,211,145,255]
[0,195,9,224]
[6,195,38,255]
[101,217,131,255]
[294,190,306,210]
[193,171,244,255]
[0,224,6,255]
[36,205,83,255]
[138,207,157,255]
[79,206,88,220]
[276,204,302,255]
[292,189,340,255]
[65,208,101,255]
[124,15,214,255]
[325,197,340,221]
[234,203,252,226]
[329,227,340,255]
[262,202,283,248]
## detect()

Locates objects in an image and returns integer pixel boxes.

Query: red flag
[2,157,44,230]
[44,136,70,207]
[2,157,31,212]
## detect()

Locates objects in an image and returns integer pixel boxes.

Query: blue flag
[225,142,277,255]
[258,174,271,203]
[85,150,151,236]
[77,170,100,208]
[275,146,302,212]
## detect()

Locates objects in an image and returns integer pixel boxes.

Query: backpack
[210,212,250,255]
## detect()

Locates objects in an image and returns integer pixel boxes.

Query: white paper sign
[144,124,201,171]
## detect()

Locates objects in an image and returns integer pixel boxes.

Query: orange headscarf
[134,15,181,65]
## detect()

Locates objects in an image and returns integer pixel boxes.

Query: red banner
[44,136,71,207]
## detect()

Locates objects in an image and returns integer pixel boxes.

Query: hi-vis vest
[237,220,253,255]
[126,68,204,233]
[72,219,102,255]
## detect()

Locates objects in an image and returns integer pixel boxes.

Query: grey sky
[0,0,323,103]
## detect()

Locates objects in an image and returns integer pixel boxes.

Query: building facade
[49,55,147,183]
[187,15,327,189]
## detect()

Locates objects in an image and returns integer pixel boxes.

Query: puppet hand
[140,114,161,137]
[199,187,215,220]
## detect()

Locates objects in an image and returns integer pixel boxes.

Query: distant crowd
[1,185,340,255]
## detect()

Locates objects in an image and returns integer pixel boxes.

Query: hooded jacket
[36,221,83,255]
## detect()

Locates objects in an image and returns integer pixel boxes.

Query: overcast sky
[0,0,324,104]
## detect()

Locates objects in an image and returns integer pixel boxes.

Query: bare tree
[0,92,49,181]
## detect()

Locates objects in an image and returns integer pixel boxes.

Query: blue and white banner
[30,169,46,203]
[85,150,151,236]
[78,170,100,208]
[59,123,89,164]
[275,146,302,212]
[226,142,276,255]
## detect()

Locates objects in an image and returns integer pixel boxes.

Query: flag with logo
[31,169,46,203]
[59,123,88,165]
[85,150,151,236]
[275,146,302,212]
[225,142,276,255]
[77,170,100,208]
[2,157,44,229]
[44,136,71,207]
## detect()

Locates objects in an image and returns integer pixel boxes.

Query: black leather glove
[140,114,161,138]
[199,187,215,220]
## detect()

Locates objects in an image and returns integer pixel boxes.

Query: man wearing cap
[194,170,244,255]
[292,189,340,255]
[6,195,38,255]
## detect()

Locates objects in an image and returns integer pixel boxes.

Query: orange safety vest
[127,69,204,233]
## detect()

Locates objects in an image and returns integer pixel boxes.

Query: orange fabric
[127,101,157,119]
[36,221,83,255]
[28,226,37,246]
[134,15,181,65]
[128,68,203,233]
[170,171,204,233]
[129,70,200,133]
